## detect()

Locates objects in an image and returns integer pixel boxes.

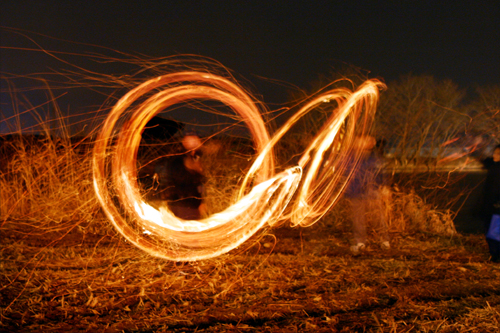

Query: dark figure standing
[344,135,390,255]
[155,134,207,220]
[480,144,500,262]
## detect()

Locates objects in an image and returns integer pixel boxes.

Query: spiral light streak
[93,69,385,261]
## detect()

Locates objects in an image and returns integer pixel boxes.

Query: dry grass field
[1,135,500,332]
[2,216,500,332]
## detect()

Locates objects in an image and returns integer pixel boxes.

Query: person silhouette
[344,135,390,255]
[155,133,207,220]
[480,144,500,262]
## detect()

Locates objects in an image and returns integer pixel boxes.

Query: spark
[93,69,385,261]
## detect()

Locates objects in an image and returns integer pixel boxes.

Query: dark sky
[1,1,499,134]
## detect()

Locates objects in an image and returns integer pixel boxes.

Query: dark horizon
[1,1,499,135]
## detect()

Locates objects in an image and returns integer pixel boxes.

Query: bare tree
[375,75,469,167]
[467,84,500,146]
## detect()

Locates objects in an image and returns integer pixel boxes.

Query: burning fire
[93,70,385,261]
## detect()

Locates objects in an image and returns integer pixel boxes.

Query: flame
[93,69,385,261]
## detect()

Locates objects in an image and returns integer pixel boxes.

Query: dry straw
[3,114,499,332]
[1,56,498,331]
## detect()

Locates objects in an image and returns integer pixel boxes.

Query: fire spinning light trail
[93,69,385,261]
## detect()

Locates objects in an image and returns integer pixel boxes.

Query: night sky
[1,1,499,134]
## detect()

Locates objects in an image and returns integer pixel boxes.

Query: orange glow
[93,70,385,261]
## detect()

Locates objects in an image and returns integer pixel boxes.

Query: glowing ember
[93,69,385,261]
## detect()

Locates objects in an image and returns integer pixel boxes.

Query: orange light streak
[93,70,385,261]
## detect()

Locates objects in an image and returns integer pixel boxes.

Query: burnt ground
[1,217,500,333]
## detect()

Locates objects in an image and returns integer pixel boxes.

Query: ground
[1,215,500,332]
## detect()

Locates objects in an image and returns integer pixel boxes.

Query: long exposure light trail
[93,69,385,261]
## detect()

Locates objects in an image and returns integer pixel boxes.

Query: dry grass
[0,134,108,234]
[1,135,500,332]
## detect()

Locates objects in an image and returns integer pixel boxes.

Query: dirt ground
[1,216,500,332]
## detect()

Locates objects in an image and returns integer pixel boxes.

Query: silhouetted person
[344,135,390,255]
[480,144,500,262]
[155,134,206,220]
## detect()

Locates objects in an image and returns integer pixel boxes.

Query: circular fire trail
[93,68,385,261]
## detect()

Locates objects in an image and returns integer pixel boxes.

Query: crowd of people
[148,131,500,263]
